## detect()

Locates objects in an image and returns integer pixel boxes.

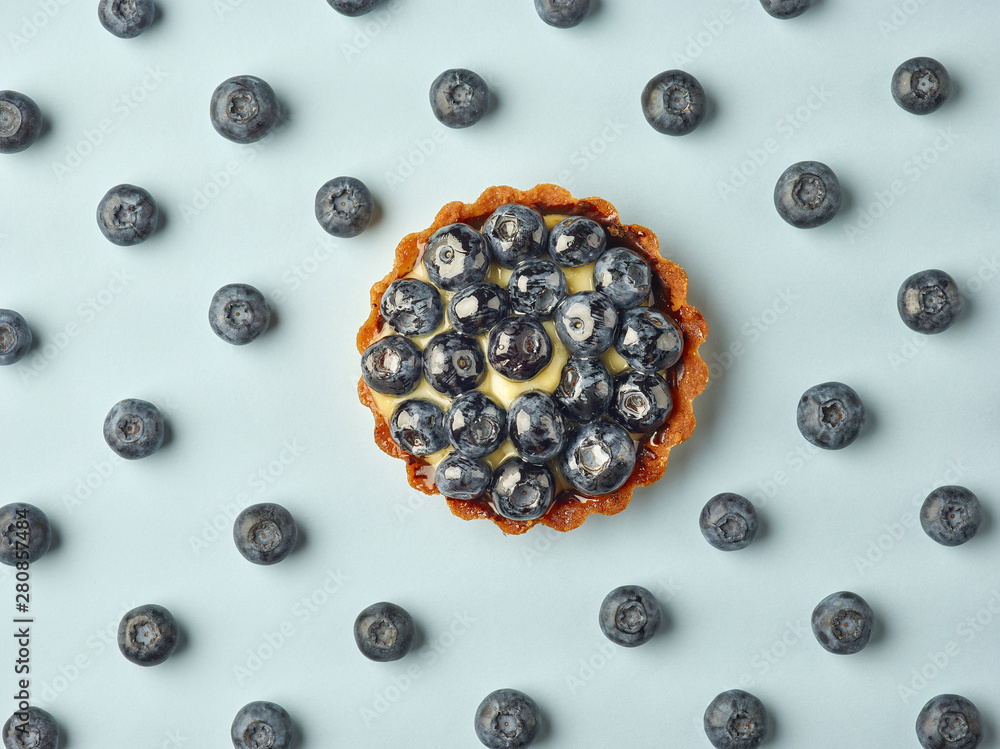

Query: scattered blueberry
[641,70,707,136]
[758,0,815,19]
[916,694,983,749]
[811,591,874,655]
[796,381,865,450]
[897,269,963,334]
[893,57,951,115]
[548,216,607,267]
[117,603,178,666]
[704,689,769,749]
[920,486,981,547]
[103,398,164,460]
[361,335,422,396]
[474,688,540,749]
[615,307,683,372]
[2,706,59,749]
[208,283,270,345]
[231,701,293,749]
[423,223,491,291]
[446,391,507,458]
[555,357,613,422]
[381,279,443,336]
[609,370,672,433]
[507,258,568,320]
[233,503,298,565]
[390,399,448,457]
[598,585,662,647]
[0,503,52,566]
[559,420,636,496]
[448,282,510,335]
[0,91,42,154]
[0,310,32,366]
[593,247,653,309]
[773,160,841,228]
[482,204,547,268]
[429,68,490,129]
[487,317,553,381]
[508,391,566,464]
[96,184,158,246]
[423,331,486,396]
[354,601,415,662]
[315,176,374,238]
[699,493,758,552]
[490,458,555,521]
[98,0,155,38]
[210,75,279,144]
[435,453,493,500]
[554,291,618,358]
[533,0,590,28]
[327,0,380,16]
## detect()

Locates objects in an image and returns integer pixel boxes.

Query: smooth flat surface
[1,0,999,746]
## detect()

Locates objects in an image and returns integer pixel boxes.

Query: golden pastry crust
[357,184,708,534]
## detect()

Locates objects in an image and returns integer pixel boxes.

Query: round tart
[357,184,707,534]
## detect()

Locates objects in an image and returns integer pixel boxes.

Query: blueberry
[534,0,589,27]
[554,291,618,358]
[0,91,42,154]
[474,688,540,749]
[326,0,380,16]
[897,269,963,334]
[103,398,164,460]
[117,603,178,666]
[490,458,555,521]
[423,223,491,291]
[210,75,279,144]
[507,258,568,320]
[593,247,653,309]
[616,307,683,372]
[430,68,490,129]
[559,420,636,496]
[641,70,707,136]
[548,216,607,267]
[98,0,155,38]
[773,160,841,228]
[609,370,672,433]
[233,503,298,565]
[390,399,448,457]
[920,485,981,547]
[703,689,769,749]
[555,357,613,422]
[916,694,983,749]
[381,279,443,336]
[231,701,293,749]
[508,391,566,464]
[893,57,951,115]
[2,706,59,749]
[796,381,865,450]
[699,493,758,552]
[361,335,422,396]
[423,332,486,396]
[811,591,874,655]
[487,317,553,381]
[354,601,414,662]
[0,503,52,566]
[599,585,661,647]
[96,184,158,246]
[209,283,270,345]
[446,391,507,458]
[435,453,492,499]
[758,0,815,19]
[0,310,32,366]
[448,283,511,336]
[315,176,374,238]
[482,204,548,268]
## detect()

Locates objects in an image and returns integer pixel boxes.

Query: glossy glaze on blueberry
[893,57,951,115]
[796,381,865,450]
[435,453,492,499]
[533,0,590,28]
[117,603,178,666]
[594,247,653,309]
[609,370,672,433]
[0,503,52,566]
[548,216,607,267]
[490,458,555,521]
[210,75,279,144]
[507,391,566,464]
[0,91,42,154]
[98,0,155,38]
[507,258,568,320]
[315,176,374,238]
[554,290,618,358]
[616,307,683,372]
[361,335,422,396]
[758,0,814,19]
[811,591,874,655]
[699,493,758,552]
[96,184,158,246]
[474,688,540,749]
[897,269,963,334]
[599,585,662,647]
[423,332,486,396]
[0,310,32,366]
[448,283,510,335]
[641,70,707,136]
[231,701,293,749]
[704,689,769,749]
[103,398,165,460]
[555,357,613,422]
[920,486,981,547]
[233,503,298,565]
[429,68,490,129]
[209,283,270,345]
[354,601,414,662]
[446,391,507,458]
[326,0,380,16]
[380,279,443,336]
[2,706,59,749]
[487,317,553,381]
[559,420,636,496]
[389,399,448,457]
[915,694,983,749]
[482,204,547,268]
[423,223,491,291]
[774,160,841,228]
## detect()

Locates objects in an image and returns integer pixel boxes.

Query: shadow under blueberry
[367,198,383,232]
[866,605,887,648]
[170,617,190,660]
[264,303,280,336]
[532,701,552,744]
[152,204,168,238]
[972,492,990,539]
[289,714,305,749]
[159,416,173,451]
[750,509,769,546]
[405,619,425,654]
[833,179,854,222]
[37,114,52,143]
[696,88,719,133]
[586,0,604,22]
[765,706,780,744]
[148,2,165,31]
[486,89,501,120]
[290,522,307,557]
[41,520,60,558]
[56,723,72,748]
